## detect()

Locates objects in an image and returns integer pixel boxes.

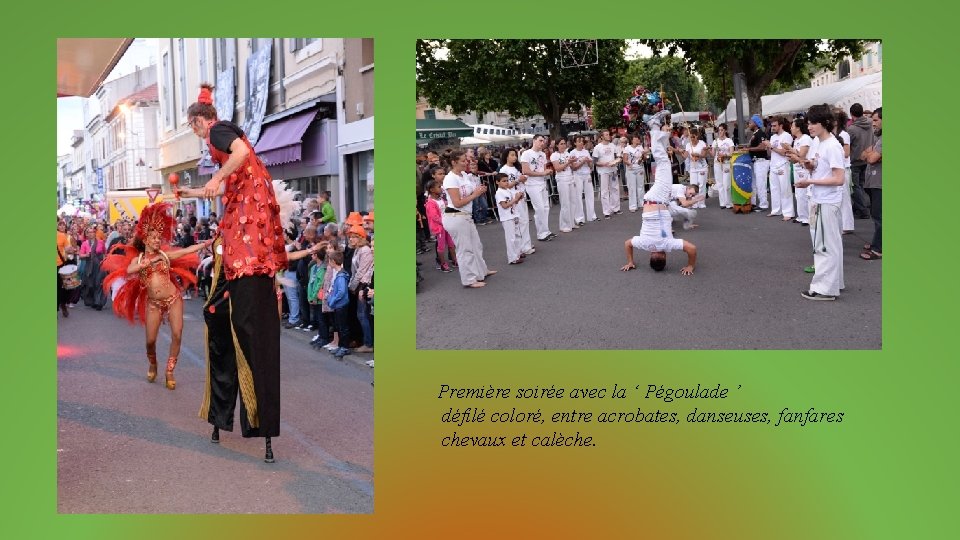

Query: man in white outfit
[746,114,770,211]
[592,130,621,218]
[520,135,556,241]
[798,105,846,300]
[551,139,578,233]
[622,133,648,212]
[569,136,596,224]
[711,123,734,209]
[766,116,795,220]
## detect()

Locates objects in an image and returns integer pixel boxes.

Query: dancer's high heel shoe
[211,426,220,444]
[146,353,158,383]
[165,356,178,390]
[264,437,275,463]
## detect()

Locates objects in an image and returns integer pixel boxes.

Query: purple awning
[254,109,318,166]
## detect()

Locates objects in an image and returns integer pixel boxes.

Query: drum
[58,264,82,290]
[730,152,754,214]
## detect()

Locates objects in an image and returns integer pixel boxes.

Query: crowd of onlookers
[57,190,375,364]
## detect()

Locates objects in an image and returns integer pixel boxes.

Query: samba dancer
[101,202,207,390]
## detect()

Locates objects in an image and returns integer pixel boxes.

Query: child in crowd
[424,178,458,272]
[494,173,526,265]
[324,251,352,358]
[308,246,330,349]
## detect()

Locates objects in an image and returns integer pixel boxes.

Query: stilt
[264,437,275,463]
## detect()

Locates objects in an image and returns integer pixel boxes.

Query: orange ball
[168,173,179,186]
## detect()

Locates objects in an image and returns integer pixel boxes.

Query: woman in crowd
[681,128,708,208]
[785,117,813,227]
[348,225,374,353]
[551,138,578,233]
[711,123,734,209]
[443,150,496,288]
[78,224,107,310]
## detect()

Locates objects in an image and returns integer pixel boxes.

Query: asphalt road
[57,297,373,514]
[417,194,881,350]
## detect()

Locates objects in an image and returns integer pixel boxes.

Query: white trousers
[501,219,523,263]
[574,175,597,222]
[442,214,489,286]
[714,162,731,208]
[515,197,533,252]
[841,167,854,232]
[668,202,697,230]
[688,168,707,208]
[808,201,845,296]
[526,183,552,239]
[598,171,621,216]
[557,178,578,231]
[769,163,794,217]
[751,159,770,208]
[793,165,810,223]
[624,168,645,211]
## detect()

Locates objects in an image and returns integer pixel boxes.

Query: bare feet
[484,270,498,277]
[466,282,486,288]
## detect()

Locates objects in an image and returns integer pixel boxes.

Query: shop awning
[57,38,134,97]
[254,109,318,166]
[416,118,474,142]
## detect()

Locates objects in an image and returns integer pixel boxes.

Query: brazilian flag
[731,152,753,205]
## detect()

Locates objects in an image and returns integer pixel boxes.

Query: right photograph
[415,39,882,350]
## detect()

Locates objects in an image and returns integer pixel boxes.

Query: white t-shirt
[631,209,685,253]
[623,144,646,170]
[442,171,475,214]
[770,131,794,168]
[807,134,845,204]
[495,187,520,222]
[499,164,526,194]
[551,150,574,181]
[712,137,734,166]
[569,148,593,177]
[519,149,547,187]
[838,130,851,168]
[793,134,813,182]
[685,140,708,172]
[592,142,616,174]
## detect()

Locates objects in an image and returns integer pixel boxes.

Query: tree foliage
[640,40,867,115]
[416,39,627,139]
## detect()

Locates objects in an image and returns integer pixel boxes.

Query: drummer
[57,219,74,318]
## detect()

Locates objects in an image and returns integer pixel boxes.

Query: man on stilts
[181,84,288,463]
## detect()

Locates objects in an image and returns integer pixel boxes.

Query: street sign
[145,188,161,203]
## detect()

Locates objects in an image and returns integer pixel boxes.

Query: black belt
[444,208,468,214]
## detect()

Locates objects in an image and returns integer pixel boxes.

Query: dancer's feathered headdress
[135,202,176,243]
[271,179,301,231]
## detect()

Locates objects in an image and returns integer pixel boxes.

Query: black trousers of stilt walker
[200,255,281,438]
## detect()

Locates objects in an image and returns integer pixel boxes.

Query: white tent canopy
[716,72,882,124]
[459,136,493,148]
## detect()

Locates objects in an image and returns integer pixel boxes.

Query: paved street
[417,194,881,350]
[57,298,373,514]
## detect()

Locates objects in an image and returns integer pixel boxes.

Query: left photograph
[56,38,374,513]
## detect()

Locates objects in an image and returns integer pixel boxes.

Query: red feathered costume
[102,202,199,325]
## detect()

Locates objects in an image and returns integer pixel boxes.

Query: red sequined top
[207,126,288,280]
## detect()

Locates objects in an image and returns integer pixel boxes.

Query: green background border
[3,0,955,537]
